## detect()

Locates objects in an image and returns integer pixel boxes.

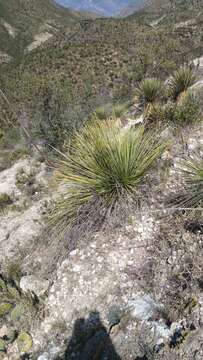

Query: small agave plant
[175,154,203,207]
[136,78,162,106]
[167,66,196,101]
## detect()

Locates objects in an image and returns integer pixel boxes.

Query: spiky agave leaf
[136,78,162,106]
[167,67,196,101]
[176,156,203,207]
[50,119,167,231]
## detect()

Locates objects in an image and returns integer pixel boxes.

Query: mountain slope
[0,0,83,61]
[2,0,202,137]
[0,0,202,156]
[56,0,145,16]
[130,0,203,23]
[118,0,146,17]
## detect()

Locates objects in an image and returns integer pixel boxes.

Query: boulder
[20,275,50,297]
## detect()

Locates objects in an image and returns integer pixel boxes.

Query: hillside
[118,0,146,17]
[130,0,203,23]
[0,0,203,359]
[1,0,202,148]
[0,0,84,62]
[56,0,145,16]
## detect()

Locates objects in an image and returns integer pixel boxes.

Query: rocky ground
[0,61,202,359]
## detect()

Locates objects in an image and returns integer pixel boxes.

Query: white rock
[0,159,30,198]
[0,202,44,263]
[127,295,161,321]
[37,353,50,360]
[151,321,172,343]
[20,275,49,297]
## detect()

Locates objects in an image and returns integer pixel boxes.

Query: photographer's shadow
[60,311,121,360]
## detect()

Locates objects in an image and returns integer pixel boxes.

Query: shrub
[173,91,200,125]
[136,78,162,106]
[175,155,203,207]
[33,87,86,149]
[93,105,110,120]
[155,91,200,127]
[162,101,176,123]
[92,103,127,121]
[167,67,196,101]
[112,103,127,118]
[50,120,167,231]
[144,103,165,128]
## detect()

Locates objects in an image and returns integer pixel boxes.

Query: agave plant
[144,102,165,128]
[176,156,203,207]
[167,67,196,101]
[50,119,167,231]
[136,78,162,106]
[112,103,127,118]
[173,91,200,125]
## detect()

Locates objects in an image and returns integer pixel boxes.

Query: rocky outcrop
[0,157,50,267]
[26,32,53,53]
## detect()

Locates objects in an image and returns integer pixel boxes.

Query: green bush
[50,120,167,230]
[162,101,176,123]
[136,78,162,106]
[144,103,165,127]
[143,92,200,128]
[92,103,127,121]
[112,103,127,118]
[167,67,196,101]
[173,91,200,125]
[93,105,110,120]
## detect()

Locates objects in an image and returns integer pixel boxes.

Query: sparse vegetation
[146,213,203,326]
[1,0,202,143]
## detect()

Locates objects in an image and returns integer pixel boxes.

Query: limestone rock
[20,275,49,297]
[127,295,161,321]
[37,353,50,360]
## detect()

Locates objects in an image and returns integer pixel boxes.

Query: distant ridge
[56,0,146,17]
[118,0,146,17]
[0,0,84,61]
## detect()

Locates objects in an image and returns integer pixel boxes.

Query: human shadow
[58,311,121,360]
